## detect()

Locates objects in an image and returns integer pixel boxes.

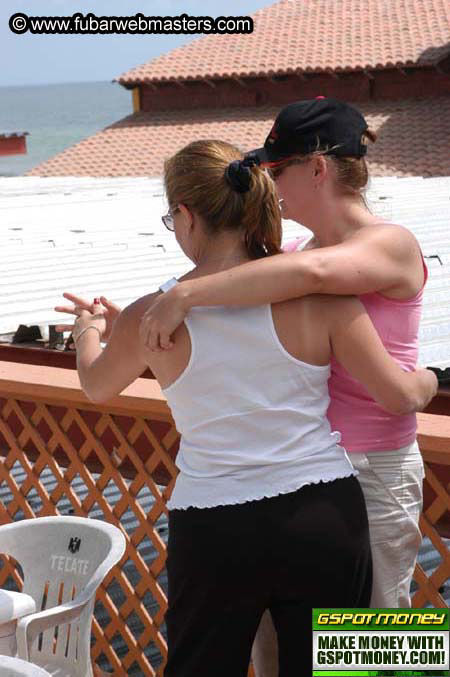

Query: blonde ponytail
[164,140,282,259]
[242,167,282,258]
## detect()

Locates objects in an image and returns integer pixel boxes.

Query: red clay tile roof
[117,0,450,84]
[26,97,450,178]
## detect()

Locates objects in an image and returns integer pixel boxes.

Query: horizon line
[0,79,123,88]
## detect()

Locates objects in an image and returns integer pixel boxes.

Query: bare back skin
[149,297,329,389]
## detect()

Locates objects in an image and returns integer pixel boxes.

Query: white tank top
[163,304,355,509]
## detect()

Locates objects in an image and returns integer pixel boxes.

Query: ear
[312,155,328,185]
[178,203,194,229]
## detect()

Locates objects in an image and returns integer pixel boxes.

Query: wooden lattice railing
[0,361,448,674]
[0,361,178,676]
[413,412,450,608]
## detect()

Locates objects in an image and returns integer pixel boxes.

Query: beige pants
[251,441,425,677]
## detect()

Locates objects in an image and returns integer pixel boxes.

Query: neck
[194,235,250,273]
[306,195,380,247]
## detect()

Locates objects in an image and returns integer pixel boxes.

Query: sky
[1,0,274,86]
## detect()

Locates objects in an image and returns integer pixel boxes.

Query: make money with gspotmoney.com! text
[9,12,254,35]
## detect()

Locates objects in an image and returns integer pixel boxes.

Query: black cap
[248,97,369,166]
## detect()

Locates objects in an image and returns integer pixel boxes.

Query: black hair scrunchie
[224,155,261,193]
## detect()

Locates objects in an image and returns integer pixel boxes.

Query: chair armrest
[16,595,91,661]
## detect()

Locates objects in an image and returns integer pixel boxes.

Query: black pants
[164,476,372,677]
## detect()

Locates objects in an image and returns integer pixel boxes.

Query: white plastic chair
[0,516,126,677]
[0,655,51,676]
[0,589,36,656]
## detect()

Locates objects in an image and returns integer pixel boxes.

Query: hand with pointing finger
[54,296,107,345]
[54,292,121,342]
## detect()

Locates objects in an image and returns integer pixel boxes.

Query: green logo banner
[312,609,450,676]
[313,609,449,632]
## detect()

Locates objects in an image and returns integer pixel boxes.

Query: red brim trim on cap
[261,155,296,168]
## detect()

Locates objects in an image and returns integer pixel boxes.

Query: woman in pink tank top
[137,99,433,676]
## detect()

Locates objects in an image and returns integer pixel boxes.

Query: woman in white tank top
[56,140,437,676]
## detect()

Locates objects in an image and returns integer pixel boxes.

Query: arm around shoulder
[173,224,421,310]
[300,225,422,297]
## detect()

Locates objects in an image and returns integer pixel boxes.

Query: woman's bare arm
[327,296,437,415]
[76,296,153,403]
[181,225,419,303]
[140,225,421,350]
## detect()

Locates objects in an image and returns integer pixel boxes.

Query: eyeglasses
[161,206,180,231]
[268,157,309,180]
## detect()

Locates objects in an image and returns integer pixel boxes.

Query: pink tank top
[284,235,428,453]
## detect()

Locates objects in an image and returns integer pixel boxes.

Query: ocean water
[0,81,132,176]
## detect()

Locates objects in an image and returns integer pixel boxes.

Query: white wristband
[159,277,179,294]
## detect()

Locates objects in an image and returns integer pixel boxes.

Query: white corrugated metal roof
[0,175,449,368]
[366,176,450,369]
